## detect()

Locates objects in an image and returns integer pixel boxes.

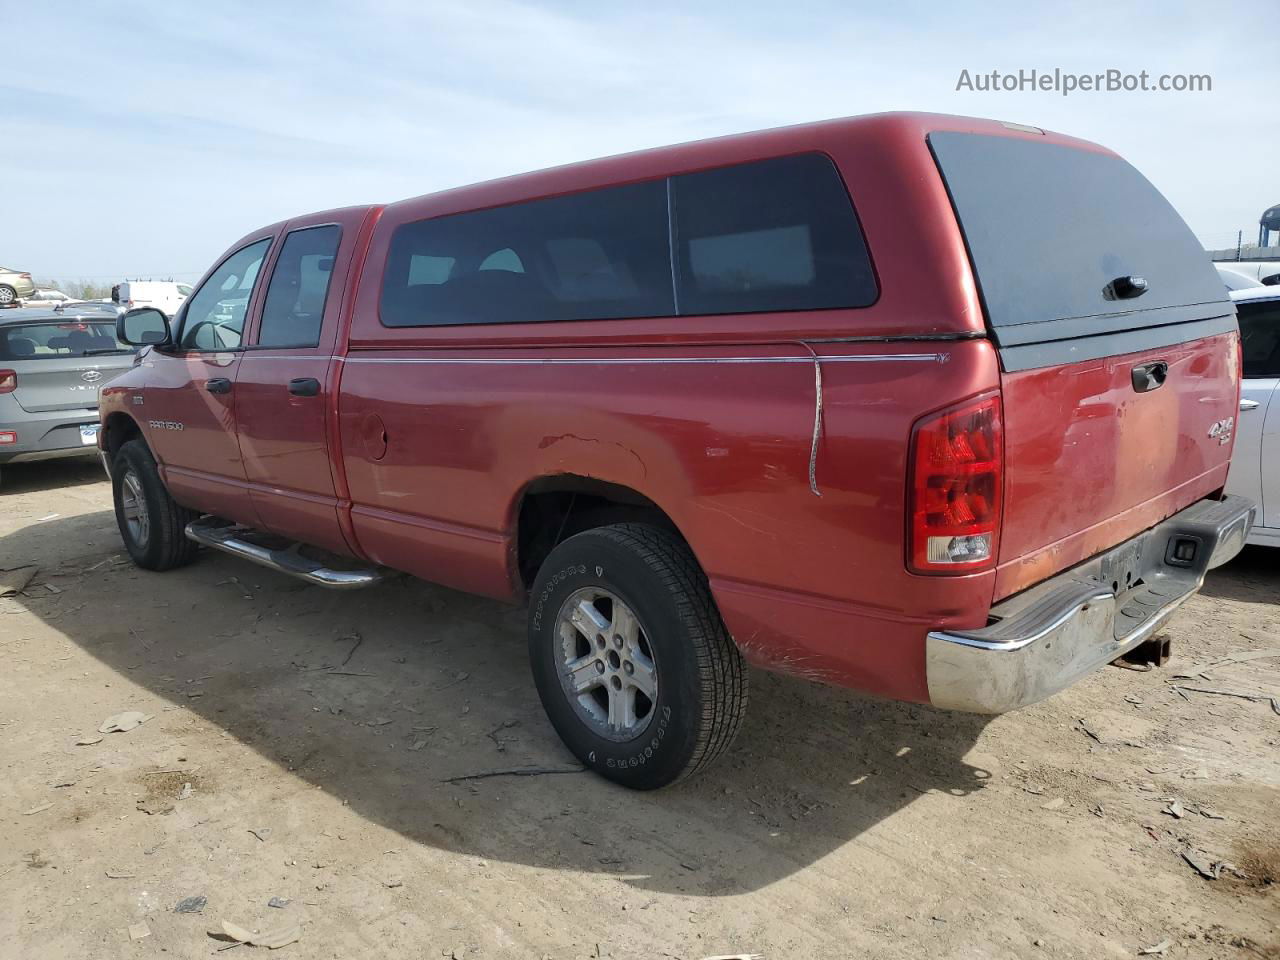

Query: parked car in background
[0,267,36,307]
[101,112,1252,789]
[1217,265,1264,291]
[27,288,74,304]
[1226,285,1280,545]
[112,280,192,317]
[0,305,138,484]
[1214,260,1280,286]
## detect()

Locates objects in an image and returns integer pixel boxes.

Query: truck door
[145,236,274,526]
[234,209,368,555]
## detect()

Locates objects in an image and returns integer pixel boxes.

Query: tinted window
[258,225,341,347]
[179,239,271,350]
[0,321,131,360]
[1238,300,1280,378]
[671,153,876,315]
[380,180,672,327]
[930,132,1227,344]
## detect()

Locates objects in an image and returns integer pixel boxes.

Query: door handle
[288,377,321,397]
[205,378,232,394]
[1240,398,1260,411]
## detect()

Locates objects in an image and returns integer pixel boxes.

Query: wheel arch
[101,412,146,478]
[511,474,693,589]
[101,411,145,466]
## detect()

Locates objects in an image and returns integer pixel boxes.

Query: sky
[3,0,1275,283]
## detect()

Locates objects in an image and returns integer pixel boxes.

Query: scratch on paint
[732,630,835,684]
[538,433,647,479]
[694,501,776,538]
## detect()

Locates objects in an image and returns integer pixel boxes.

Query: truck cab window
[178,238,272,351]
[258,225,342,348]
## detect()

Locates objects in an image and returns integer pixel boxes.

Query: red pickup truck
[100,112,1253,789]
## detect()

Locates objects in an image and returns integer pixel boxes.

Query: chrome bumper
[926,495,1255,713]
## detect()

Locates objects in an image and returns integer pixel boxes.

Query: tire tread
[115,439,200,571]
[582,523,748,784]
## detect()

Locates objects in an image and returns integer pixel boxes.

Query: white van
[112,281,193,317]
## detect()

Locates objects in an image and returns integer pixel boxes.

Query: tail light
[0,370,15,394]
[909,393,1003,574]
[0,431,15,445]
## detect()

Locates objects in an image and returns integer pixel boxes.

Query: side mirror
[118,307,172,346]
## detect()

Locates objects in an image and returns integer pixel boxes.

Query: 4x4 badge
[1208,417,1234,445]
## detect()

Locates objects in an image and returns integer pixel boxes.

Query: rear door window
[380,180,673,326]
[257,225,342,348]
[670,153,877,315]
[1238,299,1280,378]
[929,132,1230,363]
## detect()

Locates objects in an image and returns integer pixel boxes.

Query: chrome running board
[185,518,383,590]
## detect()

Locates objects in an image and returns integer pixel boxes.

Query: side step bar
[185,519,383,590]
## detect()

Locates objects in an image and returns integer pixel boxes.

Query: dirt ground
[1,459,1277,960]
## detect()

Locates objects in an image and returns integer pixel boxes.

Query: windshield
[0,321,134,360]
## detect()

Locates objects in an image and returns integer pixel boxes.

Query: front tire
[0,285,16,306]
[112,439,199,571]
[528,523,747,789]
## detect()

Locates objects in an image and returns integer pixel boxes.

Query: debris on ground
[1174,648,1280,679]
[0,565,38,597]
[1139,939,1171,955]
[175,895,208,914]
[338,633,363,666]
[1162,800,1185,819]
[127,922,150,941]
[75,735,103,746]
[97,711,152,734]
[136,797,174,817]
[22,802,53,816]
[1040,798,1065,811]
[105,870,135,879]
[700,954,763,960]
[248,828,272,842]
[267,897,290,909]
[441,766,586,783]
[1181,850,1235,880]
[213,919,302,949]
[178,782,193,800]
[1170,683,1280,714]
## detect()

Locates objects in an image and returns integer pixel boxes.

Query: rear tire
[528,523,747,789]
[112,439,199,571]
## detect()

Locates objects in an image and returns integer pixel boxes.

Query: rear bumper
[0,407,101,463]
[925,495,1255,713]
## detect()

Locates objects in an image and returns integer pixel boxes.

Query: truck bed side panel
[337,339,1000,703]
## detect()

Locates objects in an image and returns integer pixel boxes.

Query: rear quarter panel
[338,339,1000,702]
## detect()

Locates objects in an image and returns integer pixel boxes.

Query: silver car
[0,305,138,483]
[1226,285,1280,545]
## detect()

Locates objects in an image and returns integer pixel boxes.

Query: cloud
[5,0,1274,279]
